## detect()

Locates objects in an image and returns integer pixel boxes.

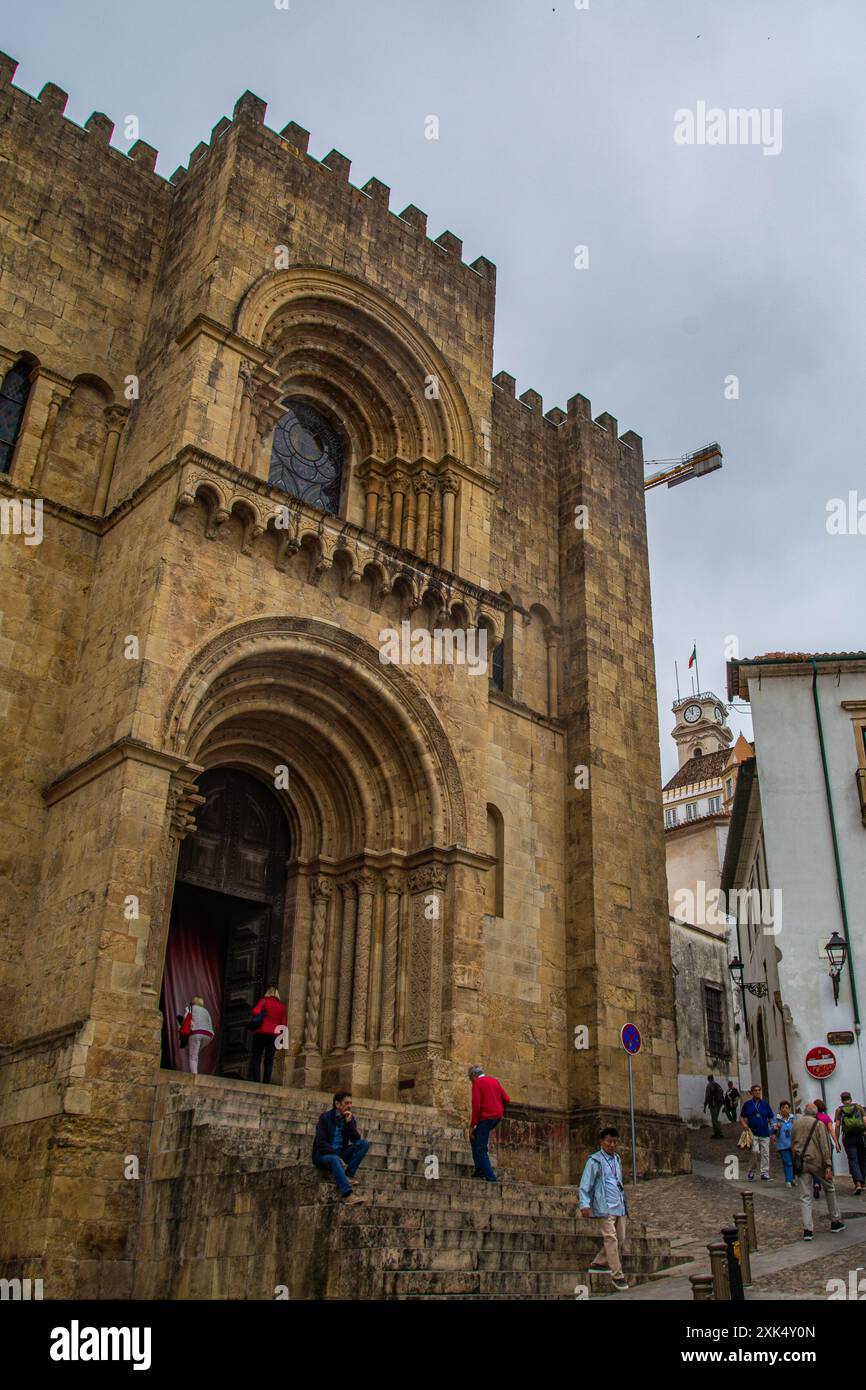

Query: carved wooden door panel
[175,767,288,1078]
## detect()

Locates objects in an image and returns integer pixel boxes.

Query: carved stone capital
[383,869,404,896]
[355,868,377,896]
[309,875,334,904]
[414,471,435,495]
[440,470,459,495]
[407,864,447,895]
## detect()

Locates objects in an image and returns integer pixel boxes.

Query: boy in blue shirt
[772,1099,795,1185]
[740,1083,775,1181]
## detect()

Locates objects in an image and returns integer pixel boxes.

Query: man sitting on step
[312,1092,369,1204]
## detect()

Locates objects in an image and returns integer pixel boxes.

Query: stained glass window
[268,400,343,516]
[0,361,32,474]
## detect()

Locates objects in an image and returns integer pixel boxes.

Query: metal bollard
[708,1240,730,1300]
[742,1190,757,1251]
[690,1274,715,1301]
[734,1211,753,1288]
[721,1225,745,1300]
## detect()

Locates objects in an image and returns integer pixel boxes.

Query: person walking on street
[579,1127,630,1293]
[468,1065,510,1182]
[792,1102,846,1240]
[704,1074,725,1137]
[311,1092,369,1203]
[813,1097,841,1198]
[772,1100,795,1186]
[724,1080,740,1125]
[834,1091,866,1196]
[248,985,287,1085]
[740,1083,775,1181]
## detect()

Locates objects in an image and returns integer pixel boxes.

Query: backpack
[841,1104,865,1137]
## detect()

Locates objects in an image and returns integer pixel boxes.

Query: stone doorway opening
[160,767,289,1080]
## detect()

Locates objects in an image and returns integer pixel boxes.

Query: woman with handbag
[248,985,287,1085]
[179,996,214,1075]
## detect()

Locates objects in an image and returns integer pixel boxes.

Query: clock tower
[672,692,733,768]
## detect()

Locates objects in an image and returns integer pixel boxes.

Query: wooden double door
[168,767,289,1078]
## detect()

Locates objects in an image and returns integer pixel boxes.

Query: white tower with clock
[672,692,733,768]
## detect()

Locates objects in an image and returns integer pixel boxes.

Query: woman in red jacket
[249,986,287,1085]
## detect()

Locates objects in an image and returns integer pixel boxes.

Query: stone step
[379,1269,594,1298]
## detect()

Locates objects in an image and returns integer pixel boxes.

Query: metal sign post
[621,1023,642,1186]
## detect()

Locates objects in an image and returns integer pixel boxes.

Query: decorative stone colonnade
[295,860,449,1100]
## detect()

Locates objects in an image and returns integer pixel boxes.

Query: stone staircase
[134,1073,681,1299]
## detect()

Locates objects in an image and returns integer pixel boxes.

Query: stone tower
[0,55,683,1296]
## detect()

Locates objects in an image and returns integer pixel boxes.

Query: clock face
[683,703,702,724]
[714,705,725,723]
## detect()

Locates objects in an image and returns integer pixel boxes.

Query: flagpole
[675,661,681,701]
[695,644,701,694]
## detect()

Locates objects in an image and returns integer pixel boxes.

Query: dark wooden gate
[175,768,288,1077]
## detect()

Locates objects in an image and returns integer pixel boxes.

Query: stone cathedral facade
[0,54,684,1297]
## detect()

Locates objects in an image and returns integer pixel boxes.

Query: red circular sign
[805,1045,836,1079]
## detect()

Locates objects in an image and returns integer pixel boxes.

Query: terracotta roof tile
[663,748,729,792]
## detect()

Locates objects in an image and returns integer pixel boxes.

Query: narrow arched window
[268,399,343,516]
[485,804,505,918]
[0,360,32,474]
[491,640,505,692]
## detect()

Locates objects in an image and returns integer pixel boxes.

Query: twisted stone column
[333,879,357,1051]
[349,870,376,1049]
[378,871,403,1048]
[303,876,333,1052]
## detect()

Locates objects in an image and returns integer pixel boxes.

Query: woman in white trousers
[183,996,214,1074]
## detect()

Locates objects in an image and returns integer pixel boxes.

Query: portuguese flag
[688,644,697,670]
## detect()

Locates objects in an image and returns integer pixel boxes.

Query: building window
[725,778,734,799]
[665,807,677,827]
[703,983,727,1056]
[708,795,722,814]
[491,640,505,692]
[485,804,505,917]
[0,360,32,474]
[693,747,703,758]
[686,802,697,821]
[269,399,344,515]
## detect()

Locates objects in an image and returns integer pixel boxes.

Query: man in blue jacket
[312,1092,369,1203]
[579,1126,629,1292]
[740,1083,775,1181]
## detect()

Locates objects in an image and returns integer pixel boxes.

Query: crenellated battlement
[0,55,494,286]
[492,370,642,457]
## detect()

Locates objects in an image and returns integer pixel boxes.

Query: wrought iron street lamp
[824,932,848,1006]
[728,955,769,998]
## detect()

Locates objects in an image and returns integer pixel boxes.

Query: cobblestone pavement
[624,1121,866,1299]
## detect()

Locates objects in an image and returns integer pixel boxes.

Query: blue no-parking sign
[620,1022,641,1185]
[621,1022,642,1055]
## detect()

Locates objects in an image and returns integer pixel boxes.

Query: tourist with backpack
[703,1074,725,1137]
[724,1080,740,1124]
[834,1091,866,1196]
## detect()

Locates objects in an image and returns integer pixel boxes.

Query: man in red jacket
[469,1064,510,1182]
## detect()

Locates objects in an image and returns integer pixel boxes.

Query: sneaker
[760,1173,770,1181]
[341,1192,366,1205]
[854,1188,863,1197]
[747,1170,755,1181]
[611,1276,629,1292]
[803,1228,813,1241]
[588,1262,610,1274]
[831,1220,846,1233]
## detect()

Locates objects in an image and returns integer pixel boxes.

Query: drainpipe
[810,660,865,1098]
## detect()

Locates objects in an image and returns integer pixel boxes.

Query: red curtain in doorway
[163,909,224,1075]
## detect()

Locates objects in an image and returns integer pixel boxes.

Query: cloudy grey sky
[6,0,864,779]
